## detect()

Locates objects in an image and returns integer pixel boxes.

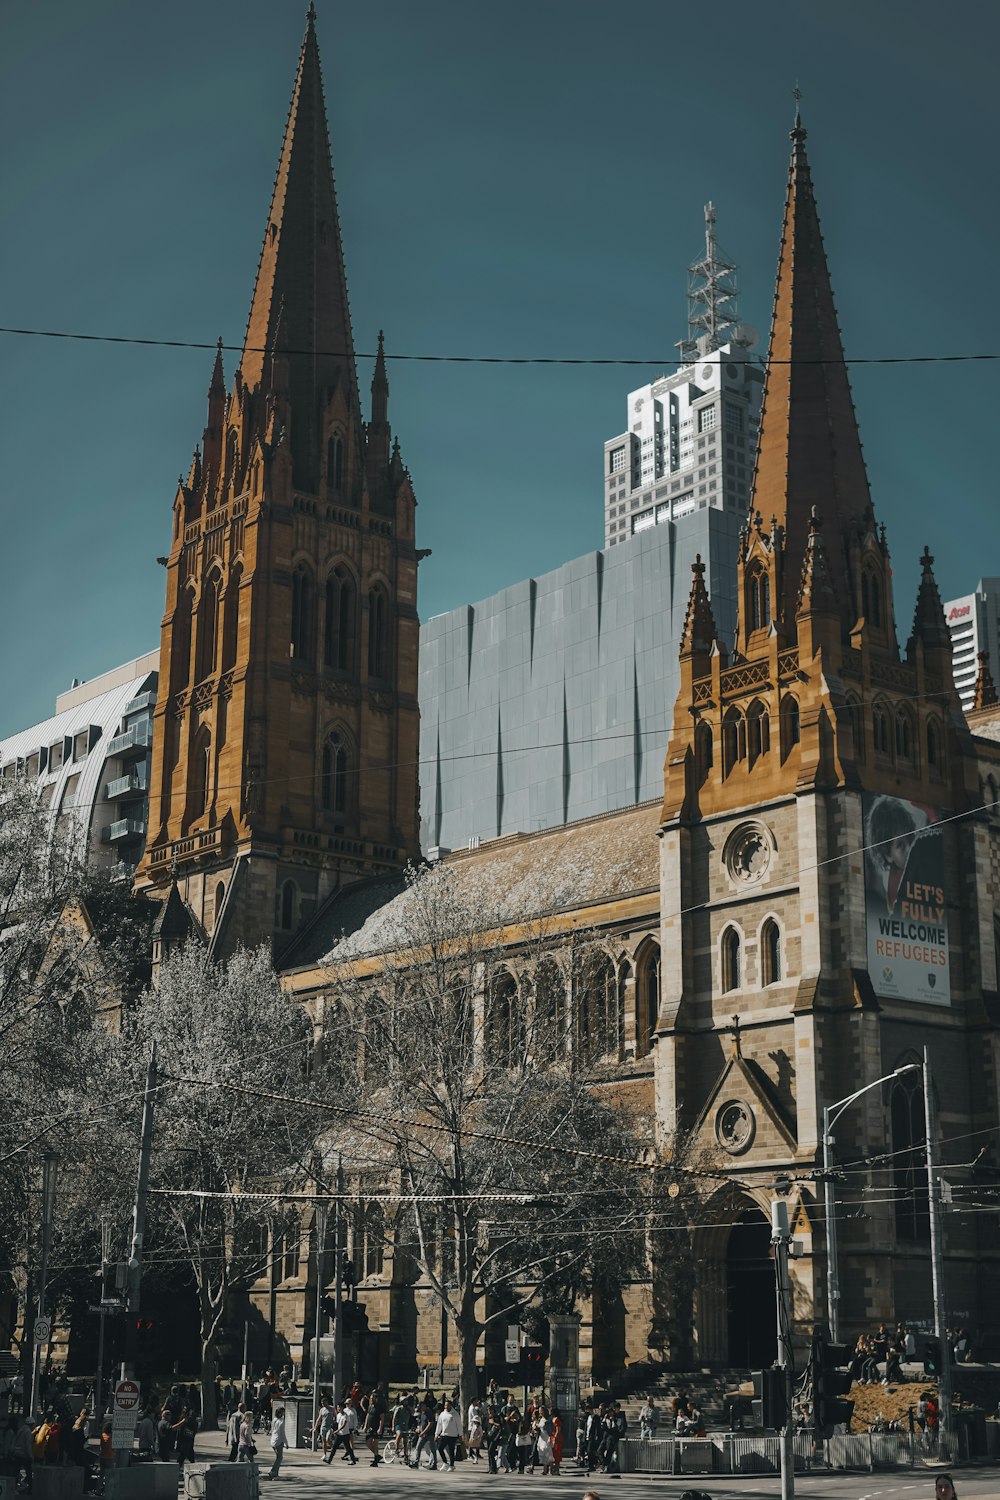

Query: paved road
[189,1427,1000,1500]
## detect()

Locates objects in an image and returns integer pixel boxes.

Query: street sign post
[504,1339,519,1364]
[111,1378,141,1451]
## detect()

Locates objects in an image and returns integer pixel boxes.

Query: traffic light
[521,1346,544,1378]
[751,1368,787,1430]
[923,1337,941,1377]
[812,1330,854,1436]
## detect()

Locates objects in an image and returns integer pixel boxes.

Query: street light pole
[310,1198,327,1448]
[822,1064,920,1343]
[333,1156,344,1404]
[29,1151,58,1419]
[923,1046,952,1455]
[771,1199,794,1500]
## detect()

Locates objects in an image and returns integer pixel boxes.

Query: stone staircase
[604,1368,754,1430]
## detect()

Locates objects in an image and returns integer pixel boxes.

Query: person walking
[265,1405,286,1480]
[412,1404,437,1470]
[312,1395,333,1457]
[237,1410,256,1464]
[435,1399,462,1471]
[174,1408,197,1476]
[639,1397,659,1441]
[551,1409,564,1475]
[156,1408,175,1462]
[226,1404,245,1462]
[485,1409,504,1474]
[466,1398,484,1463]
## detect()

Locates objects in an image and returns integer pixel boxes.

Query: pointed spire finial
[907,544,951,655]
[793,81,803,131]
[680,553,718,658]
[732,1013,742,1059]
[209,336,225,394]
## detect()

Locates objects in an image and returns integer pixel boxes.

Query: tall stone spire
[907,546,952,656]
[751,115,872,627]
[240,6,358,487]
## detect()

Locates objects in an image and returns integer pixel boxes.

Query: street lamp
[822,1064,919,1343]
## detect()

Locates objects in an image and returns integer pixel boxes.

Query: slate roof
[284,801,662,972]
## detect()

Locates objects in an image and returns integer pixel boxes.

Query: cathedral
[137,11,1000,1384]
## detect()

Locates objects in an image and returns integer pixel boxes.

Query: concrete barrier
[184,1463,259,1500]
[105,1464,178,1500]
[33,1469,85,1500]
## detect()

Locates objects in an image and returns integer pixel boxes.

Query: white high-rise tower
[603,206,763,548]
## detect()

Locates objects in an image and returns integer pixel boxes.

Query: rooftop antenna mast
[676,203,746,363]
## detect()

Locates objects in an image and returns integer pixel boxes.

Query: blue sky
[1,0,997,735]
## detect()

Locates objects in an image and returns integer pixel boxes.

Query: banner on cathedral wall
[863,792,950,1006]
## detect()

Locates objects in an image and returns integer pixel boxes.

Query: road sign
[114,1379,140,1411]
[111,1379,141,1450]
[504,1339,520,1364]
[33,1316,51,1345]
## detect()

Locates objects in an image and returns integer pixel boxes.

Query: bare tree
[324,862,682,1416]
[119,943,335,1426]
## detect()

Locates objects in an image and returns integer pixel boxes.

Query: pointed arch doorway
[726,1208,776,1367]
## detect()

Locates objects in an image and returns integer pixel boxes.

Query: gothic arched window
[535,957,567,1057]
[926,718,943,773]
[635,939,661,1054]
[197,571,221,681]
[190,727,211,821]
[723,708,746,777]
[895,707,915,766]
[748,699,770,764]
[695,722,713,784]
[324,565,357,673]
[280,879,297,932]
[761,918,782,985]
[780,695,801,759]
[172,585,195,690]
[748,564,770,632]
[321,732,349,815]
[873,701,891,758]
[862,567,882,628]
[487,970,523,1069]
[722,926,742,992]
[327,434,344,495]
[368,587,389,679]
[222,565,242,672]
[846,694,866,763]
[576,948,617,1065]
[291,563,315,663]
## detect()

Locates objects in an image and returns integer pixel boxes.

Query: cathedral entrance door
[726,1211,776,1368]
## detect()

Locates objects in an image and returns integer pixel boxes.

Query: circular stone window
[725,822,772,884]
[716,1099,756,1155]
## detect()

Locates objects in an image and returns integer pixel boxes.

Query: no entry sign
[111,1379,141,1449]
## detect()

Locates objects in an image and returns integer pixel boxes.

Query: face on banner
[863,793,949,1005]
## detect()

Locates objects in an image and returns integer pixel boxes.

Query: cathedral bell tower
[136,9,422,956]
[655,112,991,1359]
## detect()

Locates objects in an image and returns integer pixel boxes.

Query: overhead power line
[0,325,998,367]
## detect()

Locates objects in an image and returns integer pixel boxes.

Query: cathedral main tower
[137,8,422,955]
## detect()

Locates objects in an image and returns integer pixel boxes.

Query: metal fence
[619,1430,916,1475]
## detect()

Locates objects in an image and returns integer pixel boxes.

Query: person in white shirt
[435,1400,462,1470]
[265,1406,286,1480]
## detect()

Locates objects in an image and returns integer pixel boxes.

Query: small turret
[973,651,999,711]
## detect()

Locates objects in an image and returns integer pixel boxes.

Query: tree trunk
[456,1316,482,1429]
[200,1340,218,1431]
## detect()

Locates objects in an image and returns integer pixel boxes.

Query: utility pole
[92,1218,112,1429]
[310,1198,327,1446]
[923,1047,952,1455]
[121,1041,157,1382]
[333,1156,344,1404]
[821,1113,840,1343]
[771,1199,794,1500]
[29,1151,58,1419]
